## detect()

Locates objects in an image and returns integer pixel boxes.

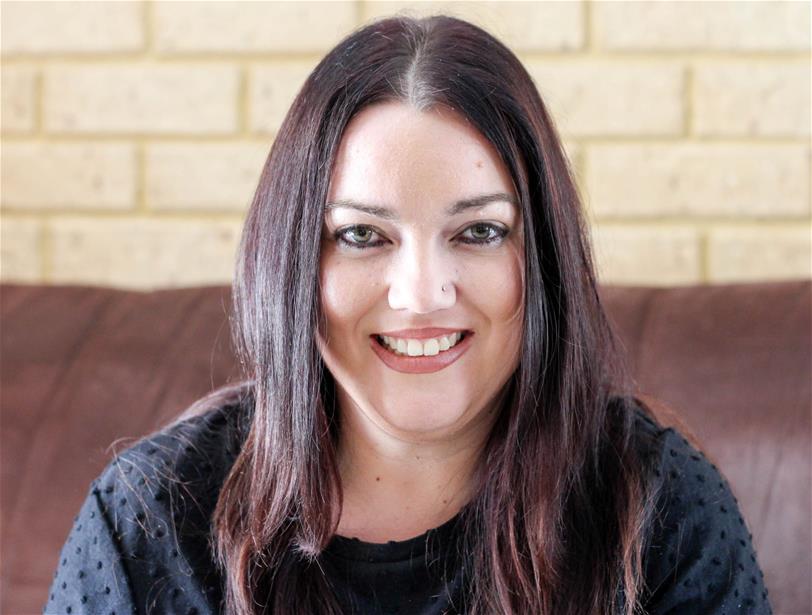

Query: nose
[387,239,456,314]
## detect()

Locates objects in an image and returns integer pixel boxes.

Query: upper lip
[374,327,472,339]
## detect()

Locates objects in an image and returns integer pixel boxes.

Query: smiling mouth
[373,331,471,357]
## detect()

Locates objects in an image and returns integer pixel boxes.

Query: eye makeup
[332,222,511,251]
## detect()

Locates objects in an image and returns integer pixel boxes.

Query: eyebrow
[324,192,519,220]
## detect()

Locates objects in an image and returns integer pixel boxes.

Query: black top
[44,398,773,615]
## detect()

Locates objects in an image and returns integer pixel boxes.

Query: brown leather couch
[2,280,809,615]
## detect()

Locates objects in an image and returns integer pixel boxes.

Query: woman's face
[317,101,525,440]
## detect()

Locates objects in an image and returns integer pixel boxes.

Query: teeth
[379,332,465,357]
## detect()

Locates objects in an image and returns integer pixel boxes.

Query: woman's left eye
[458,222,510,246]
[333,222,509,251]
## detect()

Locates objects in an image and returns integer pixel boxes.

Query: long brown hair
[191,14,670,614]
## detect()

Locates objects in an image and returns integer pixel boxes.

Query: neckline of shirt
[323,507,466,563]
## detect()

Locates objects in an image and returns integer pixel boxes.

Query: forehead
[326,102,517,217]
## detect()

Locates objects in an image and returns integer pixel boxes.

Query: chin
[382,405,466,436]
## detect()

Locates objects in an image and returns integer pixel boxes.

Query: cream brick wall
[1,0,809,289]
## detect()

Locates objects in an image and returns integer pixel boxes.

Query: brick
[249,61,319,135]
[593,1,810,51]
[708,226,811,282]
[0,1,143,55]
[153,1,356,53]
[591,224,701,285]
[523,61,684,137]
[586,144,810,219]
[48,217,243,289]
[0,217,42,282]
[145,142,268,211]
[43,64,239,135]
[361,1,584,51]
[1,142,136,210]
[1,65,37,133]
[694,61,811,137]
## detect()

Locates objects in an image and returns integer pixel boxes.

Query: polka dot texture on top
[44,398,773,614]
[44,403,247,615]
[638,412,772,614]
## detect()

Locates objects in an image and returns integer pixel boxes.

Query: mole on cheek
[476,160,483,168]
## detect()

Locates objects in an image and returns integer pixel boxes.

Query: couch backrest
[2,280,809,614]
[600,280,811,613]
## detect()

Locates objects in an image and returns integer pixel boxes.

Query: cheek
[468,249,524,329]
[319,254,382,335]
[481,249,525,371]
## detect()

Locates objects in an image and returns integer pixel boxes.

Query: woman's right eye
[333,225,386,250]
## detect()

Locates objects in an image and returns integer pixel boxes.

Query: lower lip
[370,332,474,374]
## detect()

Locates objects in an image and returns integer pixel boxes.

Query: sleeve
[43,480,137,615]
[641,428,773,615]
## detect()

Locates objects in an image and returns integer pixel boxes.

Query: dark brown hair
[183,13,676,615]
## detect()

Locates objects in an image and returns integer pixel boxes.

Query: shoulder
[97,395,250,504]
[93,394,251,547]
[632,404,773,614]
[46,394,252,614]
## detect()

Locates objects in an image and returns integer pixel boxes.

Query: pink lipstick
[369,331,474,374]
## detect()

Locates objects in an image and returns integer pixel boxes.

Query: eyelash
[333,222,509,251]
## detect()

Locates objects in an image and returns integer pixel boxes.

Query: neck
[333,390,498,542]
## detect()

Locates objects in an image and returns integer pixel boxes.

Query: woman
[45,14,772,615]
